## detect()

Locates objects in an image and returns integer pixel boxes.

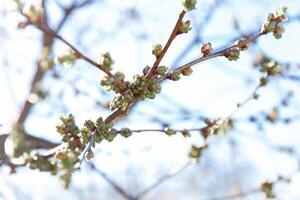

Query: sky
[1,0,300,199]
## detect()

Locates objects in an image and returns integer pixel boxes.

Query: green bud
[181,0,197,12]
[225,47,240,61]
[114,71,125,81]
[179,20,191,33]
[260,77,268,86]
[165,128,176,136]
[96,117,105,127]
[120,128,132,138]
[100,75,115,91]
[181,66,193,76]
[55,49,77,67]
[100,52,114,71]
[84,120,95,130]
[152,44,163,57]
[106,130,117,142]
[236,38,249,51]
[86,150,94,160]
[168,71,181,81]
[188,144,207,161]
[156,66,168,75]
[260,181,275,198]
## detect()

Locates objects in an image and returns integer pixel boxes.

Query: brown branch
[159,32,264,82]
[0,133,58,161]
[16,1,96,131]
[146,10,186,79]
[42,16,273,161]
[171,0,226,67]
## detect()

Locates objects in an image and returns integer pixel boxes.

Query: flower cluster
[101,64,167,110]
[261,7,288,39]
[24,114,134,187]
[110,74,161,109]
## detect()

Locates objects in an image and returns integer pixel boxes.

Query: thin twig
[160,32,264,82]
[202,189,261,200]
[89,162,136,200]
[134,161,191,200]
[146,10,186,79]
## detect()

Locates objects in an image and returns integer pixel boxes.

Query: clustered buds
[189,144,207,161]
[181,0,197,12]
[201,42,213,56]
[100,52,114,71]
[129,75,162,100]
[260,181,275,198]
[55,150,78,188]
[55,49,78,67]
[152,44,163,57]
[261,7,287,39]
[179,20,191,34]
[21,3,290,191]
[109,73,162,109]
[24,113,135,188]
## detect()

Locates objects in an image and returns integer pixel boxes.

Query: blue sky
[1,0,300,199]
